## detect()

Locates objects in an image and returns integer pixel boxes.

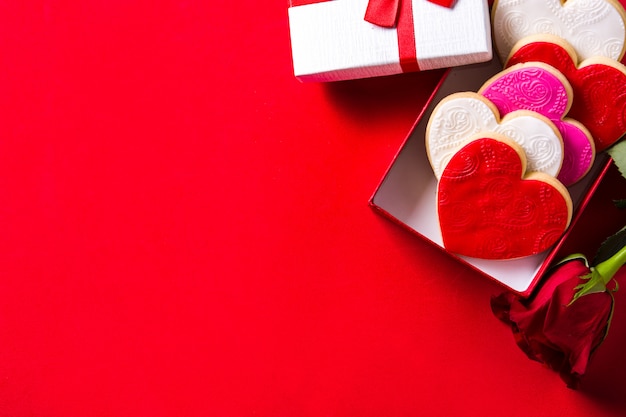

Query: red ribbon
[364,0,402,28]
[364,0,457,73]
[364,0,457,28]
[428,0,458,9]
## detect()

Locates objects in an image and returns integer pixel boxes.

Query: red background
[1,1,626,416]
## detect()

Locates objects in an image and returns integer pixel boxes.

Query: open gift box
[288,0,493,82]
[370,57,613,297]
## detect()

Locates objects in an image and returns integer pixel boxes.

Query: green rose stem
[595,244,626,287]
[570,238,626,305]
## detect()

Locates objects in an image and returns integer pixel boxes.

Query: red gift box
[370,57,612,297]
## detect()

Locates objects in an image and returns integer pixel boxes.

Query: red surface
[0,1,626,416]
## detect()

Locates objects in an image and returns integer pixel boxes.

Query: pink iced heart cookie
[492,0,626,63]
[506,34,626,152]
[438,134,573,260]
[426,92,564,179]
[478,63,595,186]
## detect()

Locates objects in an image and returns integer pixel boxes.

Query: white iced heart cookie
[426,92,564,179]
[492,0,626,62]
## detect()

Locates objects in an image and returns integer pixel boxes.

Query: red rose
[492,231,626,388]
[492,258,612,387]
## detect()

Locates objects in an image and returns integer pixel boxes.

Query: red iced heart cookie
[506,34,626,152]
[438,134,572,260]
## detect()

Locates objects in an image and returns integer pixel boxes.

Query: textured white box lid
[288,0,492,82]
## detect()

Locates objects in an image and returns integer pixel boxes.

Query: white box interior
[371,57,608,295]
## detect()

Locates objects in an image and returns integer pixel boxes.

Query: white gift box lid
[288,0,493,82]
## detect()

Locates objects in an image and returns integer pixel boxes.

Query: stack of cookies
[427,0,626,260]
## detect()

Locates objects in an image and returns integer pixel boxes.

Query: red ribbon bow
[365,0,457,28]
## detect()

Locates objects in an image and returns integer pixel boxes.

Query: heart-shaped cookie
[492,0,626,63]
[438,134,572,260]
[426,92,564,179]
[506,34,626,152]
[479,63,595,186]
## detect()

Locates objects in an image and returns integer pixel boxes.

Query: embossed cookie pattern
[438,134,573,260]
[506,35,626,152]
[492,0,626,63]
[426,92,564,179]
[479,63,595,185]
